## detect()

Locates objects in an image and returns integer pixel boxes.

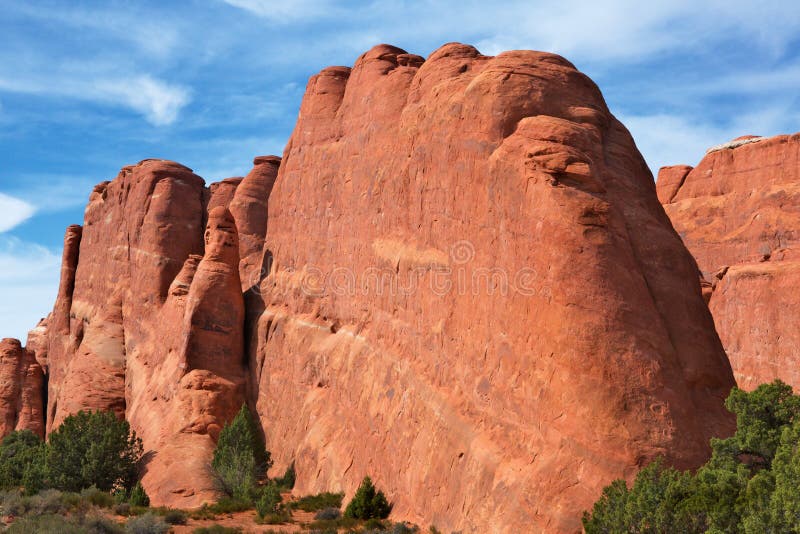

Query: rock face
[658,133,800,390]
[0,339,45,438]
[36,159,270,507]
[250,43,735,532]
[0,43,739,533]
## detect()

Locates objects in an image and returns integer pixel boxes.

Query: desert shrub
[81,485,115,508]
[0,490,28,516]
[255,483,282,518]
[189,504,218,520]
[128,482,150,507]
[0,430,47,494]
[315,506,342,520]
[7,513,84,533]
[193,525,243,533]
[389,523,420,534]
[83,513,126,534]
[25,488,71,516]
[48,410,143,493]
[290,491,344,512]
[208,496,252,514]
[211,404,271,500]
[307,516,360,532]
[583,380,800,533]
[274,462,296,490]
[344,477,392,520]
[125,512,170,534]
[163,509,188,525]
[115,502,132,516]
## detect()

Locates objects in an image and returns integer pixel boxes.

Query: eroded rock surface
[252,43,735,533]
[0,338,45,438]
[658,133,800,390]
[37,160,262,507]
[0,43,740,533]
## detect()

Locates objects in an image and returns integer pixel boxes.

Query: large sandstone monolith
[250,43,735,533]
[658,133,800,391]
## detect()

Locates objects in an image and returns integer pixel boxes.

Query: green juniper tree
[583,380,800,533]
[211,404,272,500]
[344,476,392,520]
[47,410,143,493]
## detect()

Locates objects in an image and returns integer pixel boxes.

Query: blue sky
[0,0,799,340]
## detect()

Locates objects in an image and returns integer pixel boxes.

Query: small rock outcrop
[658,133,800,390]
[0,338,45,438]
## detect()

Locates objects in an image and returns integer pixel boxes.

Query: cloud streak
[0,73,190,126]
[0,193,36,233]
[221,0,335,22]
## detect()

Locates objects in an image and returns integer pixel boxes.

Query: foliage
[315,506,342,520]
[211,404,271,500]
[124,512,170,534]
[0,430,47,494]
[82,485,116,508]
[274,462,296,490]
[128,482,150,507]
[255,483,282,518]
[344,476,392,520]
[7,513,86,533]
[192,525,243,533]
[48,410,143,493]
[289,491,344,512]
[583,380,800,533]
[162,508,188,525]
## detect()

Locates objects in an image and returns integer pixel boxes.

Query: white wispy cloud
[0,73,191,126]
[0,236,60,341]
[0,193,36,233]
[621,104,800,173]
[93,76,192,126]
[221,0,335,21]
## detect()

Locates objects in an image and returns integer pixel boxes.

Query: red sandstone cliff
[658,133,800,391]
[249,43,734,532]
[0,43,738,533]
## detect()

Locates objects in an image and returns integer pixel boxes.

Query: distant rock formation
[0,338,44,438]
[658,133,800,391]
[1,44,738,533]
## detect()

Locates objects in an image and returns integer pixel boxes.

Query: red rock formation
[207,177,243,214]
[658,133,800,390]
[0,339,45,438]
[37,160,249,506]
[230,156,280,289]
[128,206,246,506]
[28,157,283,507]
[0,42,739,532]
[251,43,735,533]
